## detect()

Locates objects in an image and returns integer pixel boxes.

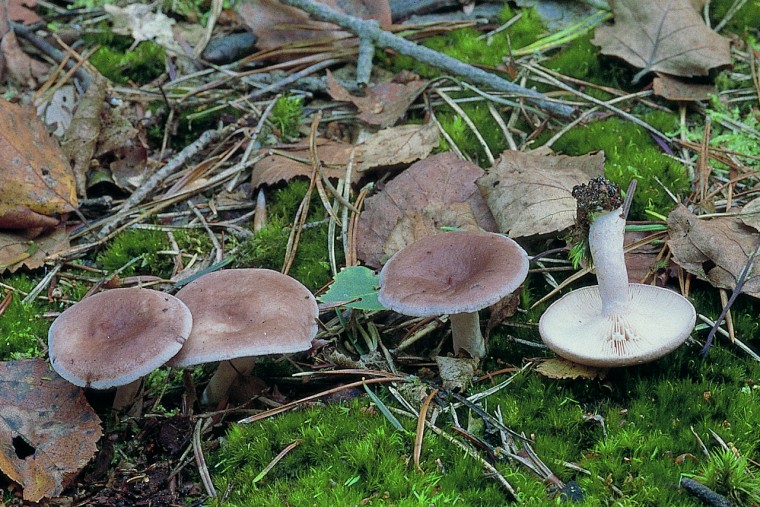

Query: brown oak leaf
[476,150,605,238]
[356,152,497,268]
[0,358,102,502]
[667,205,760,298]
[592,0,731,84]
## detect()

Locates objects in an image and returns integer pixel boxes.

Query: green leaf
[318,266,385,311]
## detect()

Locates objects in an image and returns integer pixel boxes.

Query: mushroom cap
[378,231,529,317]
[539,283,696,367]
[167,269,318,367]
[48,288,192,389]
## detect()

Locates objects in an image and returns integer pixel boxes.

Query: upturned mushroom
[539,178,696,366]
[167,268,319,406]
[48,287,192,413]
[378,231,529,358]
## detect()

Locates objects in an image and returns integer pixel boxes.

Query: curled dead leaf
[477,150,605,238]
[667,205,760,298]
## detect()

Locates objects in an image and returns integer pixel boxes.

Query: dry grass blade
[252,440,302,484]
[237,376,405,424]
[193,418,216,498]
[413,388,438,471]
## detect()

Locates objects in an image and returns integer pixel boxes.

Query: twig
[679,477,732,507]
[193,418,216,498]
[98,125,233,239]
[413,388,438,470]
[277,0,574,118]
[696,314,760,361]
[700,243,759,356]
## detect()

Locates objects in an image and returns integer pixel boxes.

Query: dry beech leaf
[356,152,497,268]
[0,100,77,230]
[667,205,760,298]
[326,71,428,128]
[535,358,607,380]
[8,0,42,25]
[592,0,731,83]
[477,150,605,238]
[0,358,102,502]
[62,79,107,198]
[739,197,760,233]
[36,85,75,138]
[236,0,390,52]
[250,122,439,188]
[0,223,70,273]
[104,4,181,53]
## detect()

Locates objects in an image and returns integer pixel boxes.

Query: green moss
[0,275,51,360]
[709,0,760,34]
[233,180,338,291]
[691,449,760,506]
[383,5,545,77]
[89,41,166,86]
[269,95,304,141]
[536,113,688,219]
[436,100,509,164]
[96,228,173,278]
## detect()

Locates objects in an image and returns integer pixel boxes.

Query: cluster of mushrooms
[48,178,697,411]
[48,269,319,410]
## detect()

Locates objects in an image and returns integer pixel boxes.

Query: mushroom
[48,287,192,413]
[167,268,319,406]
[378,231,529,358]
[539,178,696,366]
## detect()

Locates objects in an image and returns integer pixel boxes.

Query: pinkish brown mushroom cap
[167,268,318,367]
[48,288,192,389]
[378,231,529,317]
[539,284,696,367]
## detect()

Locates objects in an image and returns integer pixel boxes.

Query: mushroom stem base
[202,357,256,406]
[450,312,486,358]
[113,379,144,416]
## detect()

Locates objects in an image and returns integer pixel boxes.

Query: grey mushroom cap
[539,284,696,367]
[378,231,529,316]
[48,288,192,389]
[167,268,319,367]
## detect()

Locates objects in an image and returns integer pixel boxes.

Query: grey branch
[278,0,575,118]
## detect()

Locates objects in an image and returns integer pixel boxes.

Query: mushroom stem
[112,379,144,415]
[588,206,629,316]
[450,312,486,358]
[201,357,256,406]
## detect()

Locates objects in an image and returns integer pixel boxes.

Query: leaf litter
[0,0,758,504]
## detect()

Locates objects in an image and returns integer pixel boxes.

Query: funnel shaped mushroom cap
[48,288,192,389]
[539,284,696,367]
[378,231,529,316]
[167,269,318,367]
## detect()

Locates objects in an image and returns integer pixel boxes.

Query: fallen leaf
[739,197,760,232]
[535,358,607,380]
[435,356,478,391]
[236,0,390,52]
[104,4,181,53]
[8,0,41,25]
[250,122,439,188]
[1,30,48,87]
[356,152,497,268]
[327,71,428,128]
[667,205,760,298]
[592,0,731,83]
[0,100,77,231]
[36,85,75,138]
[0,358,102,502]
[0,223,70,273]
[318,265,385,310]
[652,73,716,101]
[62,79,107,198]
[485,291,520,339]
[477,150,605,238]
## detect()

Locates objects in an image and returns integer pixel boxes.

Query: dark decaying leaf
[356,152,497,268]
[592,0,731,83]
[327,71,428,128]
[477,150,605,238]
[0,222,70,273]
[652,73,716,101]
[667,205,760,299]
[0,358,102,502]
